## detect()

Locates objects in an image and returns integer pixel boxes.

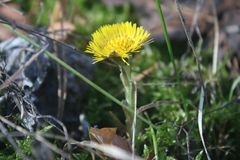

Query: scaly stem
[118,61,136,139]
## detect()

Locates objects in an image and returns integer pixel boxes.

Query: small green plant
[85,21,151,138]
[16,136,33,159]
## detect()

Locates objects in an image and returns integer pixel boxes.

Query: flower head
[85,21,151,64]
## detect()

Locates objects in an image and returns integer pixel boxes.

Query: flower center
[105,36,134,57]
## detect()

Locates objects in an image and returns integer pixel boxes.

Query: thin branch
[36,115,71,152]
[175,0,204,88]
[137,100,180,113]
[189,0,204,37]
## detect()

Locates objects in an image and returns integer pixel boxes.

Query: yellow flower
[85,21,151,64]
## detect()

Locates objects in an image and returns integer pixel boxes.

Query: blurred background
[0,0,239,159]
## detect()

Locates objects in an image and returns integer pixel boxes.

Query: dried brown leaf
[88,127,131,153]
[89,127,117,144]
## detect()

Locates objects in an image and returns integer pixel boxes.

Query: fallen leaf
[88,127,132,159]
[112,135,131,153]
[89,127,117,144]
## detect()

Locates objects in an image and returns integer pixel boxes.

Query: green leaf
[195,150,203,160]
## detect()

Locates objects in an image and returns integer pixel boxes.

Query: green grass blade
[145,113,158,160]
[229,76,240,100]
[155,0,178,81]
[198,87,211,160]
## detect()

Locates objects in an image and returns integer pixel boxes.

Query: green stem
[155,0,179,82]
[119,62,135,137]
[145,113,158,160]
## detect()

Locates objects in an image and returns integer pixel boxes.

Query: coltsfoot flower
[85,21,151,64]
